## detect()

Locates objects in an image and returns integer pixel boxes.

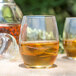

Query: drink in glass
[19,15,59,68]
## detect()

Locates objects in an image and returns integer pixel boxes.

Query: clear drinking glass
[0,0,23,60]
[19,15,59,68]
[63,17,76,60]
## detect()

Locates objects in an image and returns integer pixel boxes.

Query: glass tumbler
[19,15,59,68]
[63,18,76,60]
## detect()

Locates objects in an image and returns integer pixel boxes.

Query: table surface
[0,54,76,76]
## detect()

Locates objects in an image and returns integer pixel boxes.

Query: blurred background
[14,0,76,53]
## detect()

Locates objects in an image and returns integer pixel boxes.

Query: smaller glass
[19,15,59,68]
[63,17,76,60]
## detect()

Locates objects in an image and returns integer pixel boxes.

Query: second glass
[63,17,76,59]
[19,15,59,68]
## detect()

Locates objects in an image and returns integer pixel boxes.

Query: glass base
[63,56,76,60]
[23,63,57,69]
[67,57,76,60]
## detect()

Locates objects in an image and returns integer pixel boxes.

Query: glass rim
[23,15,55,17]
[0,22,21,24]
[0,23,21,27]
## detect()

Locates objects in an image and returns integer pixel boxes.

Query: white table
[0,54,76,76]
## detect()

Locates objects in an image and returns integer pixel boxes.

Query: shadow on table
[62,56,69,60]
[19,63,57,69]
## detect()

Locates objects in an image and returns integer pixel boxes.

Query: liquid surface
[0,24,21,43]
[20,41,59,68]
[63,39,76,58]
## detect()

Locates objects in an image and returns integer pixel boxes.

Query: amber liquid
[63,39,76,58]
[0,24,21,44]
[20,41,59,68]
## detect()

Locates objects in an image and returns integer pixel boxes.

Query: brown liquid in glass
[20,41,59,68]
[64,39,76,58]
[0,24,21,44]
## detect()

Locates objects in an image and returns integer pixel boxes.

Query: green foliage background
[15,0,76,53]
